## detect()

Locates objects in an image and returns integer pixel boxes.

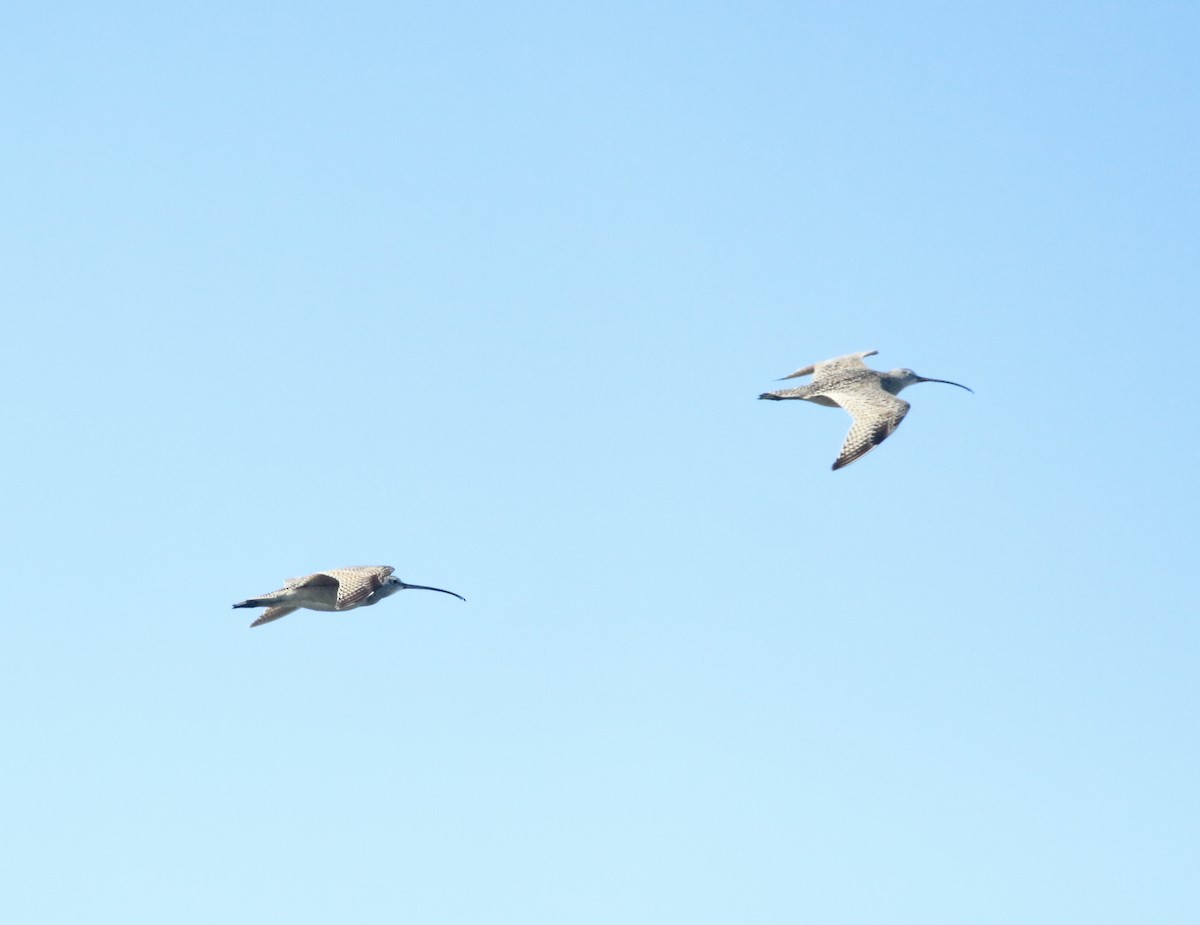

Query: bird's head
[886,368,973,394]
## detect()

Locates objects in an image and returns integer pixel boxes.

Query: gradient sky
[1,2,1197,923]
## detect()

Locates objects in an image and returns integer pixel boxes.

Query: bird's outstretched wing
[810,350,879,386]
[250,605,299,628]
[779,350,877,382]
[319,566,395,609]
[779,361,817,381]
[284,573,337,589]
[825,389,910,470]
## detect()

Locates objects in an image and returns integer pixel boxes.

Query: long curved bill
[401,582,467,602]
[918,377,974,393]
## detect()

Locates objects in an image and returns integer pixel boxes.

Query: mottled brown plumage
[759,350,971,470]
[233,565,465,628]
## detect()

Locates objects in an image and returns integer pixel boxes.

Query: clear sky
[1,1,1196,923]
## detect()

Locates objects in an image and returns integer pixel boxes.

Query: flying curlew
[233,565,465,628]
[759,350,972,470]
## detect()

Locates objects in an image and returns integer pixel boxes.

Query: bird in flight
[233,565,465,628]
[759,350,972,470]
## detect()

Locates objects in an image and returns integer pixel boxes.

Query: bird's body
[233,565,465,627]
[759,350,972,470]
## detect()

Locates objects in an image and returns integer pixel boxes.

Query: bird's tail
[233,597,278,609]
[760,388,809,400]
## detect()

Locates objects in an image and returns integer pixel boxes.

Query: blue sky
[1,1,1196,922]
